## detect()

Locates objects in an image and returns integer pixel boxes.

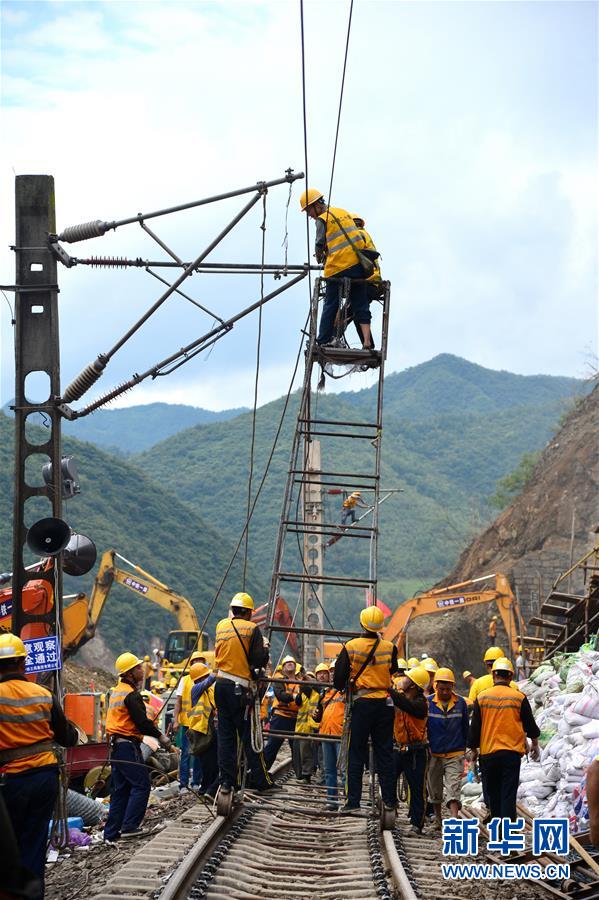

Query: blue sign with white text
[24,636,62,673]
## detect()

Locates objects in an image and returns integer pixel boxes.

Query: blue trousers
[264,713,296,769]
[214,680,270,790]
[104,740,151,840]
[347,699,395,808]
[1,766,58,899]
[322,739,341,804]
[395,747,428,829]
[179,726,202,787]
[317,263,370,344]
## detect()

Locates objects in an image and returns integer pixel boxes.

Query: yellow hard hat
[405,667,429,691]
[143,655,150,661]
[396,658,408,670]
[422,657,438,673]
[305,671,316,679]
[0,633,27,660]
[518,645,523,652]
[492,657,514,675]
[169,677,178,687]
[115,652,144,675]
[281,655,296,666]
[484,646,504,663]
[230,592,254,611]
[492,615,498,620]
[434,667,455,683]
[352,491,362,497]
[462,670,472,679]
[190,662,210,681]
[315,663,329,674]
[190,651,205,663]
[300,188,324,211]
[140,690,152,702]
[360,606,385,632]
[407,657,420,668]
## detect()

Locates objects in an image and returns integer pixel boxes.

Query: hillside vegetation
[0,414,267,655]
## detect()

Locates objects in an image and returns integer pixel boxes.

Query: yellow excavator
[61,550,211,667]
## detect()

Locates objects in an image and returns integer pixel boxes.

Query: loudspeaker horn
[63,533,97,577]
[26,517,71,557]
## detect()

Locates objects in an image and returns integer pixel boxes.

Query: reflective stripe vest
[318,206,367,277]
[106,681,143,739]
[295,688,320,734]
[319,689,345,736]
[359,228,381,283]
[214,617,257,680]
[345,636,394,699]
[343,496,357,509]
[188,684,215,735]
[178,675,193,726]
[0,678,56,774]
[272,677,300,718]
[469,673,517,702]
[478,684,527,756]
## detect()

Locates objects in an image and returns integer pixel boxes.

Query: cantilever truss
[10,171,311,668]
[267,277,391,670]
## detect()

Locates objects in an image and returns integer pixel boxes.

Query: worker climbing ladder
[267,276,391,669]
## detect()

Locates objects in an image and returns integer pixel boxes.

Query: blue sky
[1,1,597,410]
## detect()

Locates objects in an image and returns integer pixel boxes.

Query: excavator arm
[382,573,524,659]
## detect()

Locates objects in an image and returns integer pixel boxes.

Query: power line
[325,0,354,214]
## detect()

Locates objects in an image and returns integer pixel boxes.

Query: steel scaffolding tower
[267,277,391,668]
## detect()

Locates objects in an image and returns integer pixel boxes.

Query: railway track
[92,759,599,900]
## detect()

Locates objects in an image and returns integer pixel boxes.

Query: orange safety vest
[478,684,527,756]
[0,678,57,775]
[345,636,394,700]
[214,617,257,681]
[318,206,367,277]
[319,689,345,737]
[106,681,143,739]
[272,676,300,719]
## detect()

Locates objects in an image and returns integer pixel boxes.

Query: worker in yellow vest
[469,647,517,702]
[391,666,429,834]
[334,606,398,815]
[468,657,540,820]
[293,672,320,783]
[104,651,173,842]
[0,633,78,899]
[173,650,206,792]
[187,662,218,796]
[264,654,300,769]
[341,490,369,526]
[300,189,378,349]
[352,213,382,309]
[214,592,272,796]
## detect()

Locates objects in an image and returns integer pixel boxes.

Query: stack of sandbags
[515,643,599,832]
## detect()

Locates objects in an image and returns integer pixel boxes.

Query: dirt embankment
[407,383,599,681]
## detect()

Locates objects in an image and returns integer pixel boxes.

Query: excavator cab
[164,630,208,665]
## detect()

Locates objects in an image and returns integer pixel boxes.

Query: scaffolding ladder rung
[298,430,377,440]
[289,469,379,479]
[293,478,378,489]
[282,519,375,532]
[269,625,362,639]
[298,418,380,429]
[276,572,376,587]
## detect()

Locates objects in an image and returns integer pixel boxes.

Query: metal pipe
[139,221,184,265]
[101,171,304,232]
[298,418,380,428]
[75,257,318,272]
[104,192,261,360]
[269,625,362,637]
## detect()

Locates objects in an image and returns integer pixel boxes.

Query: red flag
[375,598,392,618]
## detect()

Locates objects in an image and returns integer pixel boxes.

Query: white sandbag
[564,707,593,727]
[582,720,599,740]
[520,779,553,799]
[461,782,482,797]
[572,686,599,720]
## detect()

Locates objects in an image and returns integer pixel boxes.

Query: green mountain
[0,414,266,655]
[136,356,586,627]
[2,402,248,455]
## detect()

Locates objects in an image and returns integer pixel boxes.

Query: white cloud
[1,0,596,410]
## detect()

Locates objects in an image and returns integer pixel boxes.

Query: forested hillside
[137,356,585,620]
[0,414,266,655]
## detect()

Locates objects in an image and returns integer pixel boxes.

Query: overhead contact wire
[243,193,268,588]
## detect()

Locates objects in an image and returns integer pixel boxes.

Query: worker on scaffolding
[214,592,272,795]
[352,214,382,303]
[334,606,398,815]
[341,490,369,526]
[0,633,79,898]
[264,655,300,770]
[468,657,540,820]
[300,189,378,349]
[390,665,429,835]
